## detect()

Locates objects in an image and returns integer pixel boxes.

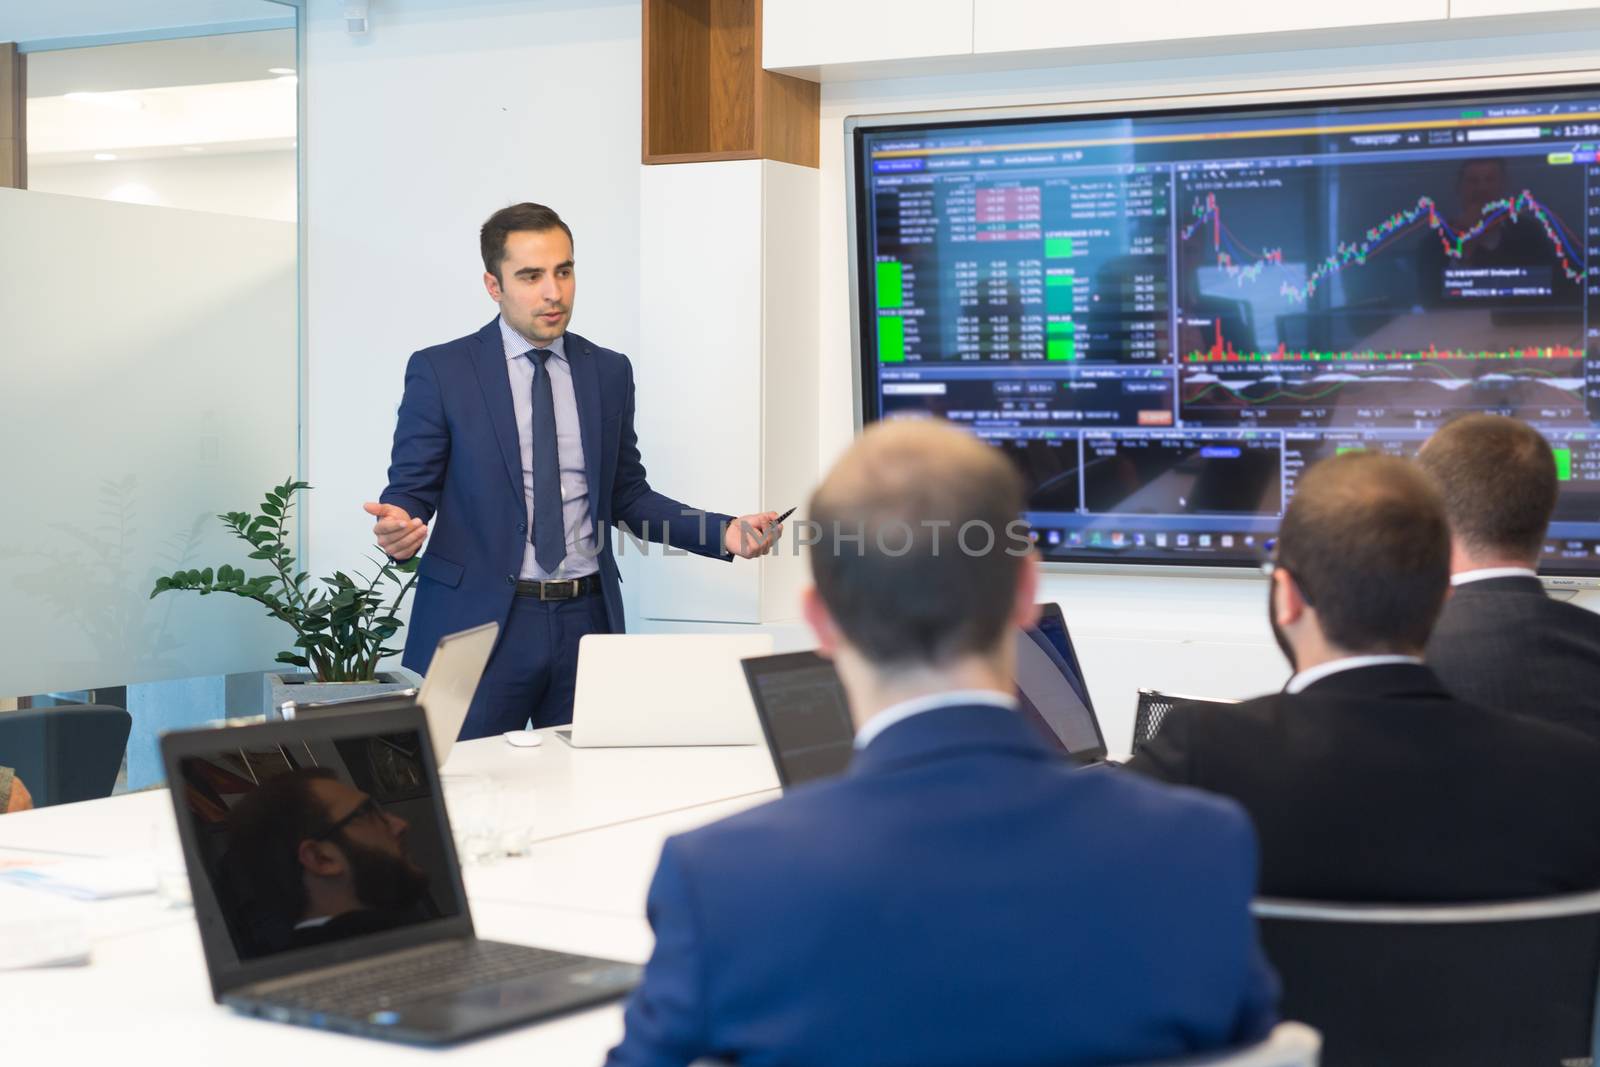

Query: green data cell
[876,261,904,309]
[1046,320,1076,337]
[878,315,906,362]
[1556,447,1573,481]
[1045,236,1075,258]
[1047,338,1076,361]
[1046,275,1074,314]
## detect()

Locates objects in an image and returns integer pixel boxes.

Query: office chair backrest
[1254,891,1600,1067]
[685,1022,1321,1067]
[0,705,131,807]
[1132,689,1238,752]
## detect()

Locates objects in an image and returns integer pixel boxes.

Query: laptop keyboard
[263,940,585,1015]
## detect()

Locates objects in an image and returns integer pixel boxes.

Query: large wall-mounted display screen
[850,82,1600,576]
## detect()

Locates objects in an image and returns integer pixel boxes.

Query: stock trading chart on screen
[852,85,1600,575]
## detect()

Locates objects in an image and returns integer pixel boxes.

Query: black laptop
[1014,602,1109,765]
[741,603,1109,787]
[159,704,640,1045]
[742,650,857,788]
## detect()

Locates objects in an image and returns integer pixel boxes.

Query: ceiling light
[267,67,296,75]
[181,145,206,153]
[93,153,118,161]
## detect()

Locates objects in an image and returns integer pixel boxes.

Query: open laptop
[558,633,775,747]
[741,603,1108,787]
[281,621,498,768]
[160,705,639,1045]
[742,650,856,788]
[1014,603,1109,765]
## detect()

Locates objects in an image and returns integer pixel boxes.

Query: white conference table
[0,730,780,859]
[0,728,783,1063]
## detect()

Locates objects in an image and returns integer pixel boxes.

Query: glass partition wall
[0,2,301,805]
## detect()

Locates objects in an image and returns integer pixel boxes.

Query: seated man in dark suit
[1128,451,1600,901]
[1418,413,1600,743]
[607,419,1279,1067]
[224,768,433,954]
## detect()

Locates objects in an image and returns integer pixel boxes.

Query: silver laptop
[281,621,498,767]
[557,633,776,747]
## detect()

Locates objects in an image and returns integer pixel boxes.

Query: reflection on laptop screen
[1015,605,1105,760]
[743,652,855,788]
[174,727,462,962]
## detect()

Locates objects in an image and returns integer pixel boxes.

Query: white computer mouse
[502,730,544,748]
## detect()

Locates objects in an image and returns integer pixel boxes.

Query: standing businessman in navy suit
[607,420,1278,1067]
[366,204,780,739]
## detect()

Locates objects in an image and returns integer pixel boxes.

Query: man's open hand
[725,512,783,559]
[364,501,429,561]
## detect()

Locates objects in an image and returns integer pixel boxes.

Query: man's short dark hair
[1277,452,1451,654]
[808,420,1029,671]
[222,766,340,929]
[1417,414,1556,562]
[480,202,573,279]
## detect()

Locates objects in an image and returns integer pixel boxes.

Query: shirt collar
[1451,566,1539,587]
[853,689,1018,750]
[1285,654,1423,694]
[498,315,566,364]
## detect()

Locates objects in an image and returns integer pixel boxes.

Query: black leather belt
[514,574,601,600]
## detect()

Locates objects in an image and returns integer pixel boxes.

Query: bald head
[808,420,1031,672]
[1277,452,1451,654]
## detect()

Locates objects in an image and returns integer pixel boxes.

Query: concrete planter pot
[263,669,421,718]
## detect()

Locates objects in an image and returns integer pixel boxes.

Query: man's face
[1458,161,1507,219]
[485,228,575,346]
[308,780,430,912]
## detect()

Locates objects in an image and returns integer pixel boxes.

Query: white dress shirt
[500,317,599,580]
[1284,655,1423,694]
[853,690,1019,750]
[1451,566,1539,587]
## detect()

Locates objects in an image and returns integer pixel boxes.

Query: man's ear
[483,271,503,302]
[1273,566,1307,628]
[1012,551,1041,631]
[297,839,346,879]
[801,586,841,660]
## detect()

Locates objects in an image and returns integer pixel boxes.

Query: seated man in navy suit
[607,419,1279,1067]
[1419,414,1600,743]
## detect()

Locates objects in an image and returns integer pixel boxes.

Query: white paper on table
[0,855,159,901]
[0,915,90,969]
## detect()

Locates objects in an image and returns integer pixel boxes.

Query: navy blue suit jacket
[607,703,1279,1067]
[381,320,732,672]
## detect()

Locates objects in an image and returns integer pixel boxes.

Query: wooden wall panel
[643,0,817,167]
[643,0,712,159]
[0,44,24,189]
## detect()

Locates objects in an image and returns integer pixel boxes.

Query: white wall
[29,149,296,221]
[815,24,1600,744]
[302,0,646,626]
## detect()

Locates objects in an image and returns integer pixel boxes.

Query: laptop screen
[1014,604,1106,761]
[741,651,856,788]
[172,720,465,965]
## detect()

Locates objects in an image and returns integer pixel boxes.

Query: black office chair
[1132,689,1238,752]
[1254,891,1600,1067]
[0,705,132,807]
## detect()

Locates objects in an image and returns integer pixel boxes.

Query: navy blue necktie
[529,348,565,574]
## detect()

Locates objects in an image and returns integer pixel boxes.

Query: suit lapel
[566,333,604,538]
[467,318,524,504]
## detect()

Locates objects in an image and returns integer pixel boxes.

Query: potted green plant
[149,478,421,715]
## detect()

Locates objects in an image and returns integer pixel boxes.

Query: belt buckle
[542,578,578,601]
